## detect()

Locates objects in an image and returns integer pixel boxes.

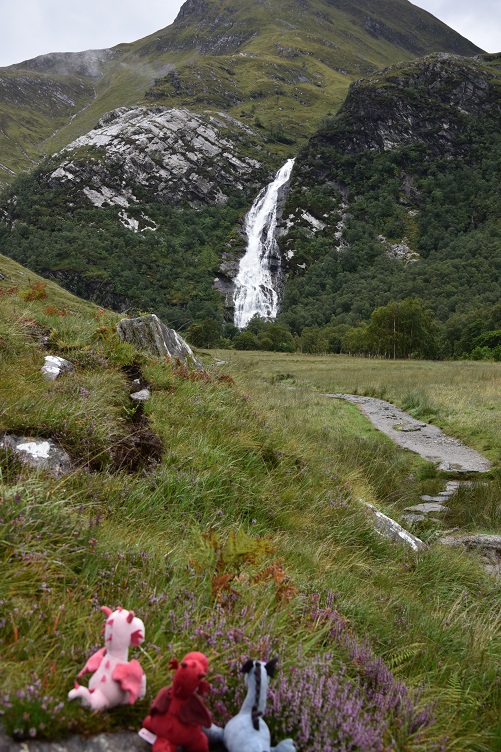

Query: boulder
[41,355,74,381]
[130,388,151,401]
[438,534,501,578]
[116,314,203,369]
[0,435,72,477]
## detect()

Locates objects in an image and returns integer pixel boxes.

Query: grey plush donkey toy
[204,658,295,752]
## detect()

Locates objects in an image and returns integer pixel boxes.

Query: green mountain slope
[0,0,482,187]
[1,52,499,341]
[0,107,275,330]
[277,52,501,335]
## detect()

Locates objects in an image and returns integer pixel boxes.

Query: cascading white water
[233,158,295,329]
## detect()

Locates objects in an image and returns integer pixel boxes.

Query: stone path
[324,394,501,576]
[400,480,463,525]
[323,394,491,472]
[0,728,145,752]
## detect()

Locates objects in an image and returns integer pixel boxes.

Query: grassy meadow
[217,350,501,532]
[0,255,500,750]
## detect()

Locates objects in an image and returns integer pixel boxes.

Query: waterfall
[233,158,295,329]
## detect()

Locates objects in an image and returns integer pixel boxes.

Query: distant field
[215,349,501,535]
[217,349,501,466]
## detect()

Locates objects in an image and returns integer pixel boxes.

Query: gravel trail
[323,394,491,473]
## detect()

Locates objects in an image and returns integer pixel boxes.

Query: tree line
[187,298,501,361]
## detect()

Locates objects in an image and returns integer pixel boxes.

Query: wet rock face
[48,107,264,209]
[116,314,203,369]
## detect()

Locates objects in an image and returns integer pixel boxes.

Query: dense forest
[0,163,247,331]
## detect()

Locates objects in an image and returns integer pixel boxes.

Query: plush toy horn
[101,606,113,617]
[241,659,255,674]
[265,658,278,677]
[127,610,135,623]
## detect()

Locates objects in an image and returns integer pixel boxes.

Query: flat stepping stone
[404,502,449,514]
[400,512,426,526]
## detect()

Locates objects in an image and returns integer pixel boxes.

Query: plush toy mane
[251,661,262,730]
[204,658,295,752]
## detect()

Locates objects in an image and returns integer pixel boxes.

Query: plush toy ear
[265,658,278,678]
[241,659,255,674]
[101,606,113,617]
[169,658,179,671]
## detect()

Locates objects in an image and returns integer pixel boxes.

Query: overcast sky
[0,0,499,68]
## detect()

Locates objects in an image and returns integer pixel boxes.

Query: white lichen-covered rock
[48,107,265,211]
[0,434,72,477]
[377,235,421,264]
[41,355,74,381]
[130,388,151,402]
[365,503,428,552]
[117,314,203,369]
[0,725,146,752]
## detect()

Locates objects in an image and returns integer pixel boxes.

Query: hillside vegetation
[0,256,500,750]
[271,53,501,344]
[0,0,482,187]
[1,53,500,346]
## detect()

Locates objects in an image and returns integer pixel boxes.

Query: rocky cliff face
[282,52,501,244]
[0,49,499,332]
[0,0,483,187]
[47,106,269,211]
[314,53,501,157]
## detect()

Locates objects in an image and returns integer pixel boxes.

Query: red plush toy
[141,651,212,752]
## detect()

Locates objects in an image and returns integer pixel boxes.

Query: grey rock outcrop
[0,435,72,477]
[116,314,203,369]
[49,107,265,211]
[319,54,500,157]
[438,534,501,578]
[0,726,147,752]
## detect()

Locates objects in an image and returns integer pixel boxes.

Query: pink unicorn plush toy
[68,605,146,711]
